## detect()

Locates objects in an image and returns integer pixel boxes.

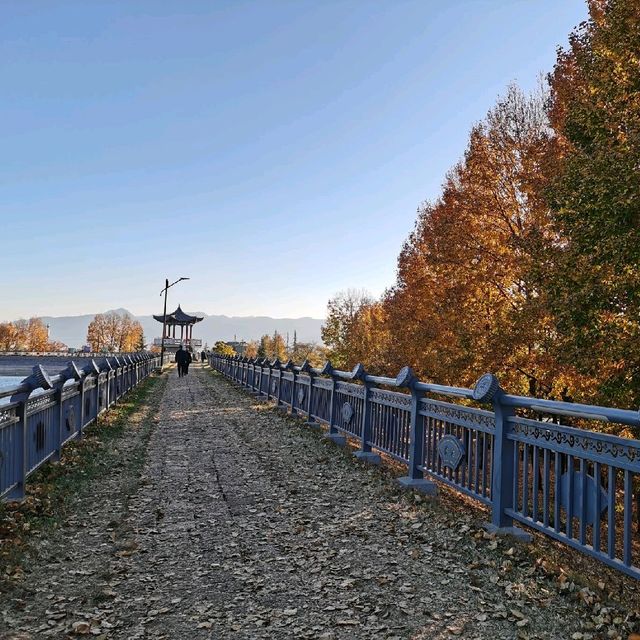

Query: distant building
[226,341,247,356]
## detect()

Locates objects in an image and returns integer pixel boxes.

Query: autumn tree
[213,340,236,356]
[257,334,271,359]
[542,0,640,406]
[86,312,144,352]
[271,331,287,361]
[321,289,375,369]
[288,341,328,368]
[255,332,287,360]
[0,317,60,352]
[0,323,18,351]
[244,340,258,359]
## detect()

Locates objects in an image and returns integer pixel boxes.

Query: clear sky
[1,0,589,321]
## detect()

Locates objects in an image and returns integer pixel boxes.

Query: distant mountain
[37,309,324,349]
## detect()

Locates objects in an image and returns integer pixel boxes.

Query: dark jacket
[175,348,191,365]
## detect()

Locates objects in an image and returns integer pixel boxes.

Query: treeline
[323,1,640,410]
[218,331,327,367]
[0,318,65,352]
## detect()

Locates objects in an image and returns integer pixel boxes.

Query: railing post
[90,360,100,423]
[250,358,260,394]
[54,384,64,462]
[266,360,273,400]
[281,360,294,412]
[252,358,258,392]
[397,367,438,495]
[79,375,87,438]
[275,359,283,407]
[323,361,346,446]
[257,359,266,396]
[354,365,380,465]
[14,398,28,500]
[480,374,532,540]
[103,360,112,410]
[301,360,320,429]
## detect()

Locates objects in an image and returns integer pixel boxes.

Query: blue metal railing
[210,353,640,581]
[0,353,160,501]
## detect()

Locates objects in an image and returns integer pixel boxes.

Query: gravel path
[1,364,637,639]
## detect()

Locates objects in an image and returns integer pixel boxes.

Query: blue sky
[1,0,588,321]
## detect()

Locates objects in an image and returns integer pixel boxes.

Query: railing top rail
[501,392,640,428]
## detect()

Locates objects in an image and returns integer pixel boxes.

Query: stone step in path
[1,364,635,640]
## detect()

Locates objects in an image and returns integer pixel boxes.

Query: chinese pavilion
[153,305,204,352]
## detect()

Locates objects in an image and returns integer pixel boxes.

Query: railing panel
[369,389,412,462]
[418,398,495,505]
[26,400,59,474]
[270,374,280,400]
[61,390,81,444]
[310,378,332,423]
[98,374,108,415]
[280,372,294,407]
[334,381,364,437]
[260,367,269,395]
[109,374,117,406]
[295,374,311,415]
[507,416,640,579]
[83,379,97,427]
[0,405,21,498]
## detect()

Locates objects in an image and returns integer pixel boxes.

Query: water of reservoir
[0,376,25,390]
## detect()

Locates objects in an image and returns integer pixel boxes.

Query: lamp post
[159,277,189,367]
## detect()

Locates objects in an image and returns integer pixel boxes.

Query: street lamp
[159,277,189,367]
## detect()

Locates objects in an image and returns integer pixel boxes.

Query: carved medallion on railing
[271,380,278,394]
[66,405,76,432]
[342,402,354,425]
[297,386,305,406]
[559,470,608,521]
[438,434,466,470]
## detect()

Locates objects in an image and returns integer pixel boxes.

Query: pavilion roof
[153,305,204,325]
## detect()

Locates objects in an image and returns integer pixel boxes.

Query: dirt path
[1,364,636,639]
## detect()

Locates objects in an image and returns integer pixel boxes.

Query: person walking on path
[174,345,192,377]
[200,350,206,363]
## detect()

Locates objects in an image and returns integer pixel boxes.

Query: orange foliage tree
[86,312,144,352]
[0,318,61,352]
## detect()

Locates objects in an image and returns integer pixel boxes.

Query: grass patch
[0,372,166,583]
